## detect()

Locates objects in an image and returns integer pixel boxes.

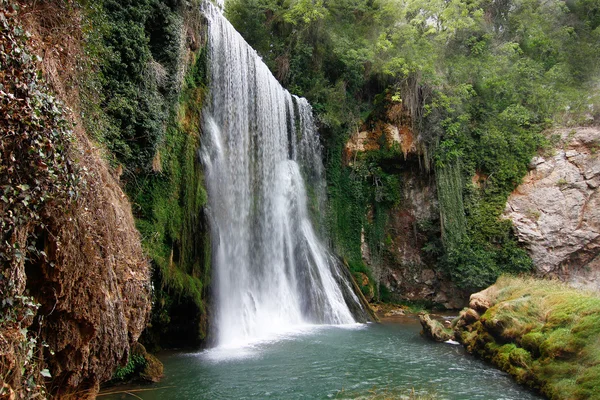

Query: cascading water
[201,2,368,347]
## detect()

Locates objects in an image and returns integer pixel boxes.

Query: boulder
[419,313,454,342]
[504,127,600,291]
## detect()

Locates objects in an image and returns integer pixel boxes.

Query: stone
[383,308,405,317]
[419,313,454,342]
[469,292,493,313]
[504,127,600,291]
[462,308,481,324]
[132,343,164,383]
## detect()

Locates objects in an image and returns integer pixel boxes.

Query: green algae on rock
[453,276,600,400]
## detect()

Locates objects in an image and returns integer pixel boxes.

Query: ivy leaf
[40,369,52,378]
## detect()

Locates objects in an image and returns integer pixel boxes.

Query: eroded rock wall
[504,127,600,291]
[345,98,465,309]
[380,163,466,309]
[34,135,151,397]
[0,3,152,397]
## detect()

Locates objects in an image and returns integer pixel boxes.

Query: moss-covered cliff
[452,276,600,400]
[1,0,214,396]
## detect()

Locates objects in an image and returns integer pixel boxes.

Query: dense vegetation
[458,276,600,399]
[81,0,212,348]
[0,3,78,395]
[226,0,600,293]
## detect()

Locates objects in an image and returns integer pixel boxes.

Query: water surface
[103,318,542,400]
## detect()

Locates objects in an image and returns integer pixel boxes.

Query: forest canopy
[226,0,600,291]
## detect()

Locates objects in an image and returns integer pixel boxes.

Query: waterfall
[201,2,367,347]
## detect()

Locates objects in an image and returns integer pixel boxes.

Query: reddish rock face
[26,133,152,398]
[378,166,467,310]
[4,4,153,395]
[346,97,467,309]
[504,127,600,291]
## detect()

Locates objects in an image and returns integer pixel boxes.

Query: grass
[461,276,600,400]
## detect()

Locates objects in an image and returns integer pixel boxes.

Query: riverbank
[422,276,600,399]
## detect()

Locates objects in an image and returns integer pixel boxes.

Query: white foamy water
[200,2,367,347]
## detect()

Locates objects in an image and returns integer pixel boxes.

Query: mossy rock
[539,328,583,359]
[521,332,545,357]
[131,343,164,383]
[419,313,453,342]
[509,347,532,369]
[140,353,164,383]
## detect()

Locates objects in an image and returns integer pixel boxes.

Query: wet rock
[419,313,454,342]
[462,308,480,324]
[469,293,493,314]
[131,343,164,383]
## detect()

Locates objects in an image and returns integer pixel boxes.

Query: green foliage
[325,130,402,295]
[0,4,75,396]
[227,0,600,294]
[112,354,147,382]
[82,0,184,174]
[0,2,80,284]
[80,0,211,347]
[462,276,600,399]
[131,48,211,348]
[435,161,466,250]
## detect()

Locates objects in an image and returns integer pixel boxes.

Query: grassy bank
[457,276,600,399]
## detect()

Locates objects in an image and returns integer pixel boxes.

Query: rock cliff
[345,98,466,309]
[0,3,151,398]
[504,127,600,290]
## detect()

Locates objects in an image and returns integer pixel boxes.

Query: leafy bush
[83,0,184,174]
[112,354,147,382]
[0,2,80,396]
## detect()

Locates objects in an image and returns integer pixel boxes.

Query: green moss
[575,365,600,399]
[540,328,584,359]
[521,332,546,357]
[458,276,600,399]
[492,344,516,370]
[509,347,533,369]
[436,161,466,249]
[121,33,211,348]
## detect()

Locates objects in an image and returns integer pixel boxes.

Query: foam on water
[200,323,367,362]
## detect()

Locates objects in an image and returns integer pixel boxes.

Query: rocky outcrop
[380,167,467,309]
[418,313,453,342]
[346,96,466,309]
[504,127,600,291]
[33,133,152,397]
[449,276,600,400]
[345,100,417,161]
[0,4,153,398]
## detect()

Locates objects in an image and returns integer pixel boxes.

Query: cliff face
[344,99,466,309]
[504,127,600,291]
[0,2,151,397]
[33,132,152,397]
[373,162,465,309]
